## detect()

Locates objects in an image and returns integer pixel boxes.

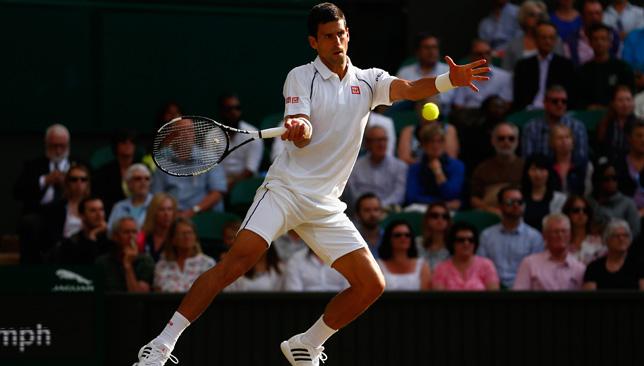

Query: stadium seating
[506,109,544,130]
[380,211,424,235]
[569,109,607,135]
[453,210,500,233]
[228,177,264,215]
[192,211,241,242]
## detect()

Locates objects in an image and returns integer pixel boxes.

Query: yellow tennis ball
[422,102,440,121]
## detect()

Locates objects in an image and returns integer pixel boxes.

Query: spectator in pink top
[432,222,500,291]
[513,213,585,290]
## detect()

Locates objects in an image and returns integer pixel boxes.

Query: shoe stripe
[292,352,310,357]
[294,357,313,361]
[291,348,309,352]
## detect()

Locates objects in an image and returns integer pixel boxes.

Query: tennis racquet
[152,115,286,177]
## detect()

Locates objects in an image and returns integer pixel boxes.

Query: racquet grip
[259,126,287,139]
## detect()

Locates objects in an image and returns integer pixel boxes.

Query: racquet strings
[153,117,228,176]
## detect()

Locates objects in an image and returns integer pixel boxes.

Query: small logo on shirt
[286,96,300,104]
[351,86,360,95]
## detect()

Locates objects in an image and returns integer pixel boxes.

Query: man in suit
[513,21,577,111]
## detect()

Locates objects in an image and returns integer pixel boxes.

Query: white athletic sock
[156,311,191,349]
[300,315,337,349]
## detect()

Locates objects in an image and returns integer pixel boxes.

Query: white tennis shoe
[280,334,328,365]
[132,339,179,366]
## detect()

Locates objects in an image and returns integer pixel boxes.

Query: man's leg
[134,229,267,365]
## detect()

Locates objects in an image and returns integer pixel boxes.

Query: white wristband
[435,72,455,93]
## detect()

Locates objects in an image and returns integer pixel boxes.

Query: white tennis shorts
[240,182,367,265]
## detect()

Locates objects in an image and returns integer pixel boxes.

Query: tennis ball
[422,102,440,121]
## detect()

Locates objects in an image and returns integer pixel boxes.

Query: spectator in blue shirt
[622,28,644,74]
[478,186,545,288]
[108,163,153,234]
[478,0,520,51]
[405,123,465,211]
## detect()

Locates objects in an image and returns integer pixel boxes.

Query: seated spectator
[347,126,408,210]
[583,219,644,289]
[54,196,109,264]
[521,85,588,162]
[550,0,581,41]
[153,218,215,293]
[405,123,465,210]
[107,164,153,234]
[622,28,644,74]
[226,246,284,292]
[352,193,384,258]
[273,230,306,262]
[564,0,621,66]
[513,21,577,110]
[96,217,155,292]
[503,1,565,71]
[142,101,184,173]
[39,164,92,256]
[396,33,455,114]
[616,119,644,216]
[471,122,524,215]
[563,195,605,265]
[397,103,459,164]
[377,220,431,291]
[151,117,227,216]
[478,186,544,288]
[138,193,178,262]
[514,213,585,290]
[550,124,593,195]
[602,0,644,40]
[478,0,520,51]
[283,248,348,292]
[579,24,635,108]
[93,129,139,215]
[453,39,513,109]
[215,93,263,191]
[433,222,500,291]
[416,203,451,270]
[597,85,638,160]
[366,107,396,156]
[521,154,568,231]
[588,160,640,237]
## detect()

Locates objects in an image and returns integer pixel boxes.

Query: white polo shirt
[265,56,396,200]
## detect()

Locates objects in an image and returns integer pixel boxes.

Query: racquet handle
[259,126,288,139]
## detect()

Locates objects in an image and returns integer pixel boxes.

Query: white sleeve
[369,68,397,110]
[283,68,311,117]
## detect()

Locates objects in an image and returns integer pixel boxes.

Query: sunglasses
[428,212,450,220]
[547,97,568,105]
[496,135,517,142]
[68,176,88,182]
[569,207,589,214]
[503,199,524,207]
[455,236,475,244]
[392,232,412,238]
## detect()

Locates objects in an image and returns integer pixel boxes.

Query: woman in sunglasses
[417,202,451,270]
[562,195,604,265]
[521,154,567,230]
[432,221,499,291]
[377,220,431,291]
[589,160,640,237]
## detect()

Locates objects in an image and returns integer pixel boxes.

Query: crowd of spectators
[11,0,644,292]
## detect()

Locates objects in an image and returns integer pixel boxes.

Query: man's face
[46,132,69,162]
[589,29,611,56]
[544,219,570,254]
[220,96,242,125]
[536,24,557,55]
[417,37,440,67]
[127,170,151,198]
[471,41,492,66]
[544,90,568,119]
[551,128,574,155]
[309,20,350,68]
[82,199,105,230]
[492,124,518,156]
[66,167,90,198]
[500,190,524,219]
[582,2,603,26]
[421,135,445,159]
[613,89,634,118]
[365,127,388,159]
[171,119,195,159]
[113,219,138,248]
[357,197,383,228]
[628,126,644,154]
[116,140,135,160]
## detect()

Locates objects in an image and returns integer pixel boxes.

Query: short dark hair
[217,92,240,109]
[355,192,380,213]
[587,22,612,38]
[110,129,137,154]
[415,32,439,50]
[446,221,479,256]
[308,2,346,38]
[496,185,521,205]
[78,196,102,216]
[378,220,417,260]
[536,20,557,32]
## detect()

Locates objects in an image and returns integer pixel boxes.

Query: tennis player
[133,2,489,365]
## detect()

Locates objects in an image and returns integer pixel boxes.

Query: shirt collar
[313,56,352,80]
[500,221,525,234]
[546,250,575,266]
[538,53,554,62]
